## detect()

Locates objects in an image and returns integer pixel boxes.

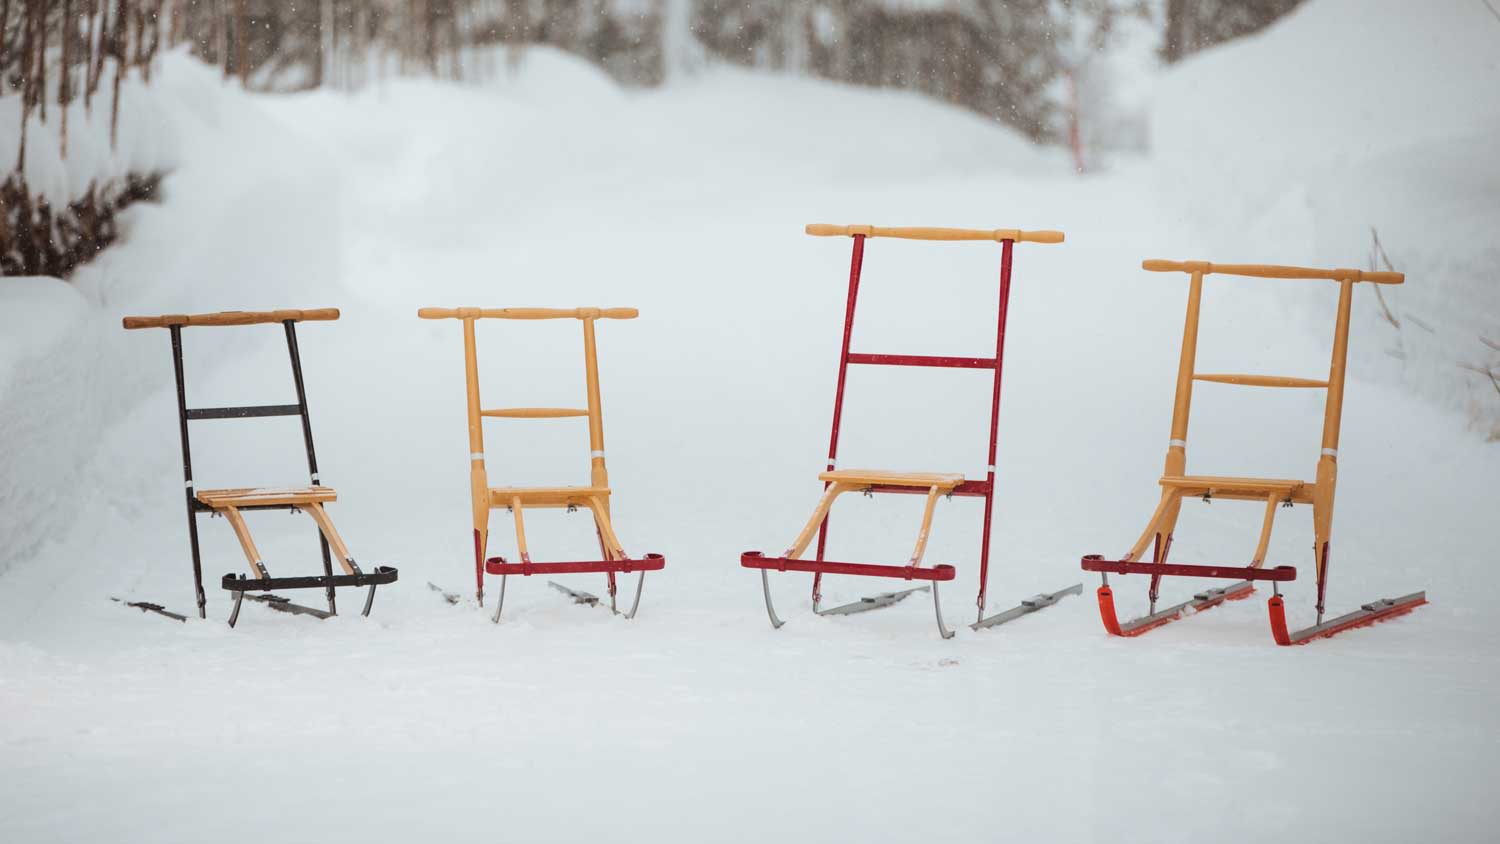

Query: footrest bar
[741,551,956,581]
[1269,590,1426,645]
[485,554,665,576]
[1082,555,1295,582]
[220,566,398,592]
[816,586,929,616]
[972,583,1083,630]
[548,580,602,607]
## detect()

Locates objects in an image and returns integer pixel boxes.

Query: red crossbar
[1081,555,1296,582]
[742,551,955,581]
[847,353,996,369]
[486,553,666,577]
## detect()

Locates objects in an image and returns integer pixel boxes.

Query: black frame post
[283,320,338,614]
[169,326,208,619]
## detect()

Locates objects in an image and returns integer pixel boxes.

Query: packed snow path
[2,55,1497,842]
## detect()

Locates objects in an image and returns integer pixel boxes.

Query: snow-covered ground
[2,8,1498,843]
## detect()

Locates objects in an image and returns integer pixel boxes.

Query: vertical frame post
[463,317,488,605]
[811,233,867,605]
[284,320,337,614]
[169,326,208,619]
[581,316,617,597]
[974,238,1015,620]
[1149,269,1205,608]
[1312,277,1355,620]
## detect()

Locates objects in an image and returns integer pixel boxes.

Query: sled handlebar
[1142,260,1404,285]
[806,224,1065,244]
[122,309,341,329]
[417,307,639,321]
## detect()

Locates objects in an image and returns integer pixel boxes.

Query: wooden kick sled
[743,224,1082,638]
[123,309,397,627]
[419,307,665,622]
[1080,261,1427,644]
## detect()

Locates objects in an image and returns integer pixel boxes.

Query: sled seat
[487,485,611,509]
[196,486,338,509]
[818,469,965,489]
[1159,475,1312,503]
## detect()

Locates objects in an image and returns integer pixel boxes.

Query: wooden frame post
[463,317,489,604]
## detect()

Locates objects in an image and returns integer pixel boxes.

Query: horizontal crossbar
[481,407,589,419]
[741,551,956,581]
[1081,555,1296,581]
[847,353,996,370]
[186,404,302,420]
[221,566,398,591]
[1194,373,1328,388]
[193,500,307,513]
[485,553,666,576]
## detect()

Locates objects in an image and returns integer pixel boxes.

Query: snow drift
[1151,0,1500,436]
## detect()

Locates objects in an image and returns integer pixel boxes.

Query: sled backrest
[1144,260,1405,477]
[122,309,340,510]
[417,307,637,492]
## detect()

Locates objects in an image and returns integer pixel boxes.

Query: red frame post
[811,234,867,605]
[974,239,1014,618]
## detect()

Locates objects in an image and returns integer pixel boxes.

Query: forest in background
[1,0,1304,277]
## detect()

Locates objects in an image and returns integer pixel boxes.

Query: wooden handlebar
[122,308,341,329]
[416,307,639,321]
[805,224,1064,244]
[1142,260,1404,285]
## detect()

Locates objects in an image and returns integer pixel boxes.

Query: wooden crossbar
[123,309,339,329]
[1194,373,1329,388]
[1142,260,1403,285]
[806,224,1064,244]
[481,407,590,419]
[418,307,638,321]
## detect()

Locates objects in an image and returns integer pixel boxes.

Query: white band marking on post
[591,450,605,459]
[309,472,320,482]
[987,465,996,473]
[1169,439,1187,449]
[470,452,485,461]
[1322,448,1338,458]
[185,481,194,489]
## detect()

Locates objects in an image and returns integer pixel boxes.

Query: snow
[2,16,1498,844]
[1150,0,1500,436]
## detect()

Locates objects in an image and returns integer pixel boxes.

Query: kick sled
[742,224,1082,638]
[123,310,397,626]
[1081,261,1427,645]
[418,307,665,622]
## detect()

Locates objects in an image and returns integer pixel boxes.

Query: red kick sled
[743,224,1082,638]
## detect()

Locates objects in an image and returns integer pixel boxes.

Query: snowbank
[0,278,109,575]
[1150,0,1500,437]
